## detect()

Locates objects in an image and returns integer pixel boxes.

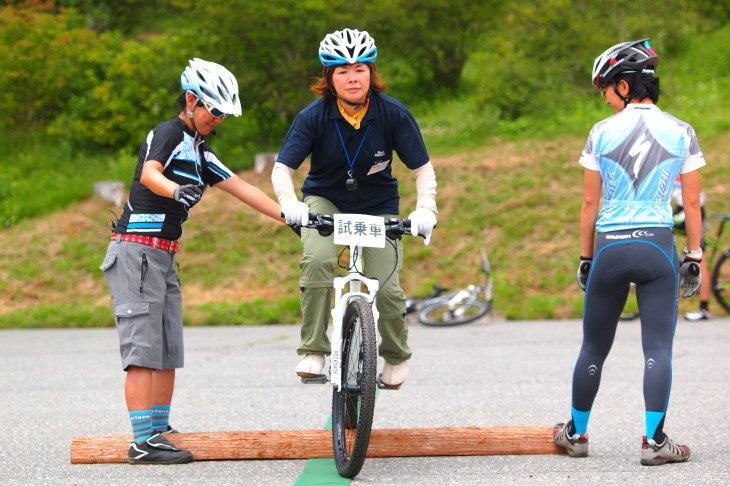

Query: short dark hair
[618,72,660,104]
[175,92,187,114]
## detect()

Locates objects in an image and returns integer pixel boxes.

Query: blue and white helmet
[318,28,377,67]
[180,58,242,117]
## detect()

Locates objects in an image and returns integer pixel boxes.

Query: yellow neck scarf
[337,99,368,129]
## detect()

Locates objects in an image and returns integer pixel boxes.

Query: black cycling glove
[173,184,203,207]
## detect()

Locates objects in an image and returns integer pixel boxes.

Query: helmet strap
[611,81,631,108]
[335,89,370,111]
[325,66,371,111]
[185,92,201,133]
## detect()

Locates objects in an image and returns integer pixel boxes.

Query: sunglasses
[198,99,228,119]
[599,82,611,97]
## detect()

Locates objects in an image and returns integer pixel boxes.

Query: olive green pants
[297,196,411,365]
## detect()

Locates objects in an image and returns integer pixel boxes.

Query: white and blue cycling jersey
[579,104,705,233]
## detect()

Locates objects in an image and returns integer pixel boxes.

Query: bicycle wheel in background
[711,252,730,314]
[332,297,377,478]
[418,298,491,326]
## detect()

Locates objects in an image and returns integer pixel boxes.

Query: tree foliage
[1,0,727,152]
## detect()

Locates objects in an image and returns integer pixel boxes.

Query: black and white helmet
[591,39,658,88]
[180,58,242,117]
[318,28,377,67]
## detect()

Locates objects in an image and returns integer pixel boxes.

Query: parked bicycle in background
[621,212,730,321]
[406,248,493,326]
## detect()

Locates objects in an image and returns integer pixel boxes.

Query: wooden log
[70,426,563,464]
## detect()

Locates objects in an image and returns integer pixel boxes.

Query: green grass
[0,303,112,329]
[0,132,135,229]
[2,25,730,327]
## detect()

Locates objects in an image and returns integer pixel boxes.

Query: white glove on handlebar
[280,197,309,226]
[408,208,437,246]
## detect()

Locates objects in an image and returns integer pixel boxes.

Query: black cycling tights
[573,227,679,419]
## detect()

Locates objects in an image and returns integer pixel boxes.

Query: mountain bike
[619,212,730,320]
[706,212,730,313]
[406,248,493,326]
[294,212,418,478]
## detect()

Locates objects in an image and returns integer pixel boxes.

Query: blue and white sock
[129,410,153,444]
[151,404,171,433]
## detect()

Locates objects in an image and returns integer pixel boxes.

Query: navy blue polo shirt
[277,92,429,215]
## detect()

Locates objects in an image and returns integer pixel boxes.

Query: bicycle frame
[327,213,390,391]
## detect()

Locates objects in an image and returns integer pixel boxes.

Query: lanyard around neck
[334,119,371,175]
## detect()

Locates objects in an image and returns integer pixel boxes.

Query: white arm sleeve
[413,161,438,215]
[271,162,297,203]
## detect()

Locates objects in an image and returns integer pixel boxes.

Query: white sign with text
[333,214,386,248]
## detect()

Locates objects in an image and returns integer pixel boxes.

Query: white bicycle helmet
[591,39,658,88]
[180,58,242,117]
[318,28,377,66]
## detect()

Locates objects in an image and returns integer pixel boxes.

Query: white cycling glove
[280,196,310,226]
[679,258,702,298]
[576,257,592,291]
[408,208,437,246]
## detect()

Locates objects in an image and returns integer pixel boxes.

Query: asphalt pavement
[1,315,729,485]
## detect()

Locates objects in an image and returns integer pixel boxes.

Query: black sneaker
[128,433,193,465]
[155,425,179,434]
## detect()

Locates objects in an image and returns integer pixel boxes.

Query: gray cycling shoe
[641,435,690,466]
[553,421,589,457]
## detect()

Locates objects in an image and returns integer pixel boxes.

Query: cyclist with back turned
[553,39,706,466]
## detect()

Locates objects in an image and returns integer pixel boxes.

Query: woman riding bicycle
[552,39,706,466]
[272,28,438,389]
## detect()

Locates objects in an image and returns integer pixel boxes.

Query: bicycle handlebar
[287,212,418,239]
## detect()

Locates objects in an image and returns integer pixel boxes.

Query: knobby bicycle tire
[711,252,730,314]
[331,297,377,478]
[418,298,492,326]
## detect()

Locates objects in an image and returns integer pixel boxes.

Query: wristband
[683,247,703,259]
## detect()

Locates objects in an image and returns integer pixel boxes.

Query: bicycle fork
[330,246,380,392]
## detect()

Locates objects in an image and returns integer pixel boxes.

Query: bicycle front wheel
[712,252,730,314]
[332,297,377,478]
[418,298,491,326]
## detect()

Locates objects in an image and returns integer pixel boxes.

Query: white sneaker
[684,309,711,321]
[296,354,325,378]
[380,361,408,389]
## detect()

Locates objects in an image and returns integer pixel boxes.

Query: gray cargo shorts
[100,240,184,371]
